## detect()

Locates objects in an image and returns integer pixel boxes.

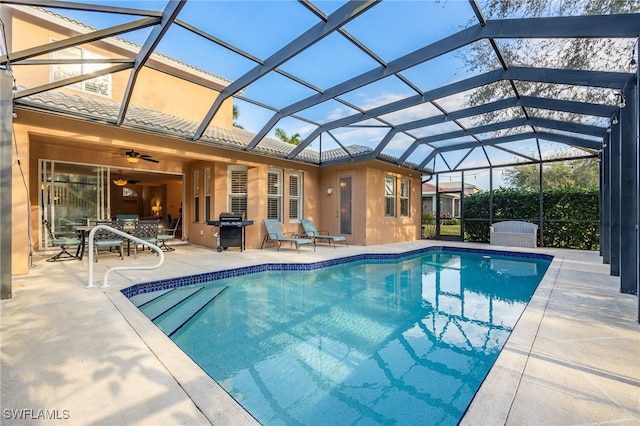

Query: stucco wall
[12,108,423,275]
[319,163,422,246]
[7,5,424,276]
[8,6,232,128]
[130,67,234,128]
[187,159,321,251]
[364,167,422,245]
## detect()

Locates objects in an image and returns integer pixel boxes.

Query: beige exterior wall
[11,123,31,275]
[7,5,423,276]
[365,167,422,245]
[12,108,423,275]
[187,159,321,251]
[129,67,234,128]
[319,163,422,246]
[7,6,233,128]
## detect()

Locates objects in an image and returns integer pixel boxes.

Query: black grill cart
[207,213,253,252]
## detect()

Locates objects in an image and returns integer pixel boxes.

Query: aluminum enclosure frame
[0,0,638,316]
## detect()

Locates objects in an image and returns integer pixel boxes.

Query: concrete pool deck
[2,240,638,425]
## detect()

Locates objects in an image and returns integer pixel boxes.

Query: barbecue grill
[207,213,253,252]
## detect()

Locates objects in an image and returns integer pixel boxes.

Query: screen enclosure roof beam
[243,13,640,152]
[288,67,632,160]
[192,0,380,141]
[418,131,603,169]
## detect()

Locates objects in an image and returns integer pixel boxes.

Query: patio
[2,241,638,425]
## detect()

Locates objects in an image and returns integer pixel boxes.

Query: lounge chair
[44,220,82,262]
[300,219,348,248]
[261,219,315,253]
[157,217,180,251]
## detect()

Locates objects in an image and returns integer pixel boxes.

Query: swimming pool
[124,247,551,425]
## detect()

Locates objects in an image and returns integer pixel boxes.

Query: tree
[274,128,302,145]
[460,0,640,125]
[232,105,243,129]
[503,154,599,190]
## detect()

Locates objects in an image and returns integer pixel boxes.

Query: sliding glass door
[40,160,109,246]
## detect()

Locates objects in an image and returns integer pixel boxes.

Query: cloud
[358,91,410,110]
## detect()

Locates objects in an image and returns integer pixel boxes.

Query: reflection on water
[171,251,550,425]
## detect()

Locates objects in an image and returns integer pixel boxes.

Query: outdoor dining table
[73,225,93,260]
[75,222,164,259]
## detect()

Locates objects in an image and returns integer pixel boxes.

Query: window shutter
[289,174,300,197]
[231,170,247,194]
[267,169,282,220]
[268,171,280,195]
[230,197,247,215]
[228,168,248,216]
[289,199,300,220]
[288,172,302,221]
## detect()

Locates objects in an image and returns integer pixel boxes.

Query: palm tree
[232,105,243,129]
[274,128,301,145]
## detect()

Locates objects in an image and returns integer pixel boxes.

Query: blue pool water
[128,248,551,425]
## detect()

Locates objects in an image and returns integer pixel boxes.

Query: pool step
[139,285,204,321]
[154,285,229,337]
[129,288,173,307]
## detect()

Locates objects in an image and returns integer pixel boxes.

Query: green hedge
[464,188,599,250]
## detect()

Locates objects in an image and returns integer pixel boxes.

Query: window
[50,43,112,97]
[193,170,200,222]
[123,187,137,197]
[400,178,410,217]
[384,176,396,217]
[228,166,247,217]
[289,171,303,221]
[204,167,211,222]
[267,168,282,221]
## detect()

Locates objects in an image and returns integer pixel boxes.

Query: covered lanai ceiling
[2,0,639,174]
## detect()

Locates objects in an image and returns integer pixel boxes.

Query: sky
[46,0,479,136]
[25,0,619,191]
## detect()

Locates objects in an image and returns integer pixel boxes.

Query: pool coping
[121,245,553,298]
[5,241,636,425]
[108,286,261,425]
[117,245,555,425]
[460,252,562,424]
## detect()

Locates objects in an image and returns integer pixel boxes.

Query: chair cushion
[95,239,123,246]
[52,238,81,246]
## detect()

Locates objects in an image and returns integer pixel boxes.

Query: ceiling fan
[125,149,159,164]
[112,170,141,187]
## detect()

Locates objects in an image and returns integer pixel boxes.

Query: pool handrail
[86,224,164,289]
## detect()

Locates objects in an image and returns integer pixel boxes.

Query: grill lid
[219,212,244,221]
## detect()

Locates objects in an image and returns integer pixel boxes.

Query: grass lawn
[422,223,461,238]
[440,224,461,236]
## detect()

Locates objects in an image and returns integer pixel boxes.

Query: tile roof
[16,89,320,162]
[11,5,428,172]
[16,89,426,170]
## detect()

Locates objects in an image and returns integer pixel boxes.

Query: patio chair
[132,220,159,257]
[93,221,124,262]
[157,217,180,251]
[43,220,82,262]
[261,219,315,253]
[115,214,139,222]
[300,219,348,248]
